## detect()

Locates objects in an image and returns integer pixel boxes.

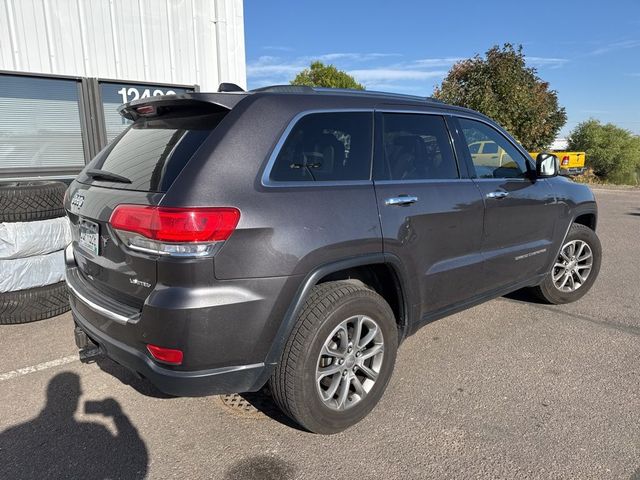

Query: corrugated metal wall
[0,0,246,91]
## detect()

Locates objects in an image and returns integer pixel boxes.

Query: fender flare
[543,204,598,275]
[250,253,411,390]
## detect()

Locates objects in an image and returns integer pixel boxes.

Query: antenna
[218,83,245,93]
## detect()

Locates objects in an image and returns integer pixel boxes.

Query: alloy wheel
[552,239,593,292]
[315,315,384,411]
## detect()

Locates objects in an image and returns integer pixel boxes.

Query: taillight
[136,105,156,116]
[109,205,240,257]
[147,344,183,365]
[562,155,570,166]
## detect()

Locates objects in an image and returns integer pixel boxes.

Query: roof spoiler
[118,92,245,121]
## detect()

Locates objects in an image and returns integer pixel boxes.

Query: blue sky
[244,0,640,136]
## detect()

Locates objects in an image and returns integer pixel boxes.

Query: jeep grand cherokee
[65,85,601,434]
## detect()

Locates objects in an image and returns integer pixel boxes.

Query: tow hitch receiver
[74,325,103,363]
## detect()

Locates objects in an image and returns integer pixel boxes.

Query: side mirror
[536,152,559,178]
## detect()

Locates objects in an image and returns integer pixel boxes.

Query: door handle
[486,191,509,199]
[385,195,418,206]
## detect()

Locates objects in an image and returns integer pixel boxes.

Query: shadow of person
[0,372,148,480]
[94,356,173,399]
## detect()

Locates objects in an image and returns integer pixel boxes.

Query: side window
[458,118,529,179]
[269,112,372,182]
[379,114,458,180]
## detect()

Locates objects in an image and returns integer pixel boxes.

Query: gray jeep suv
[65,85,601,434]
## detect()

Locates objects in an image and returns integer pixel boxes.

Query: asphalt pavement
[1,187,639,479]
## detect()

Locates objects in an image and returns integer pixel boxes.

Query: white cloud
[246,56,305,80]
[411,57,462,67]
[527,56,569,69]
[588,39,640,56]
[314,52,402,62]
[246,52,454,93]
[348,68,447,82]
[262,46,294,52]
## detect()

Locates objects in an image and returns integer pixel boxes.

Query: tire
[0,181,67,223]
[0,282,70,325]
[270,280,398,434]
[531,223,602,304]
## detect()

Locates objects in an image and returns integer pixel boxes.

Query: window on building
[0,75,85,173]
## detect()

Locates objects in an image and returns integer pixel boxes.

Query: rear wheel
[270,280,398,434]
[531,223,601,304]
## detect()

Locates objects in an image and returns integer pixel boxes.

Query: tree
[433,44,566,150]
[291,61,365,90]
[568,119,640,184]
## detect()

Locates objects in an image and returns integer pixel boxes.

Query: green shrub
[568,119,640,185]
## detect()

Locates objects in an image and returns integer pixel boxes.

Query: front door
[373,111,485,316]
[453,117,558,291]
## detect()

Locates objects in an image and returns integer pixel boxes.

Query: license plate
[79,218,100,256]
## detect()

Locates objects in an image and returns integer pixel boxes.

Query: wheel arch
[542,205,599,277]
[252,254,412,390]
[574,212,597,231]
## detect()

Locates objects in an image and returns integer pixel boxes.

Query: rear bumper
[560,167,586,176]
[71,304,265,396]
[64,243,301,397]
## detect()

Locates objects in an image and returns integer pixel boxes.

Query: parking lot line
[0,355,78,382]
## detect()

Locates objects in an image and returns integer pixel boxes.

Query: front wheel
[531,223,602,304]
[270,280,398,434]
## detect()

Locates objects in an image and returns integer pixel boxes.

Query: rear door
[373,111,485,315]
[67,101,229,307]
[452,116,558,290]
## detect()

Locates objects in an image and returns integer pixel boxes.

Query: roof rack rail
[312,87,439,102]
[249,85,445,103]
[250,85,315,94]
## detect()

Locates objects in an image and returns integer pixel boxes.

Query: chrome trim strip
[260,107,534,187]
[374,178,474,185]
[64,244,137,325]
[65,271,136,325]
[471,178,532,182]
[375,108,449,115]
[126,242,221,257]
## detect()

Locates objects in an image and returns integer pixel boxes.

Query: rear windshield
[80,111,227,192]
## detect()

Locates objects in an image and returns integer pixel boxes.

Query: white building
[0,0,246,181]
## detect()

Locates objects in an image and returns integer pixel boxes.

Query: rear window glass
[269,112,372,182]
[82,112,226,192]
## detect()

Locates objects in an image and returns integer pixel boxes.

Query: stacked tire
[0,182,71,325]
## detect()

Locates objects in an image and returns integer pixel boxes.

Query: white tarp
[0,249,65,292]
[0,217,71,259]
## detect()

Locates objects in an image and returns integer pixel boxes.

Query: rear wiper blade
[86,169,132,184]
